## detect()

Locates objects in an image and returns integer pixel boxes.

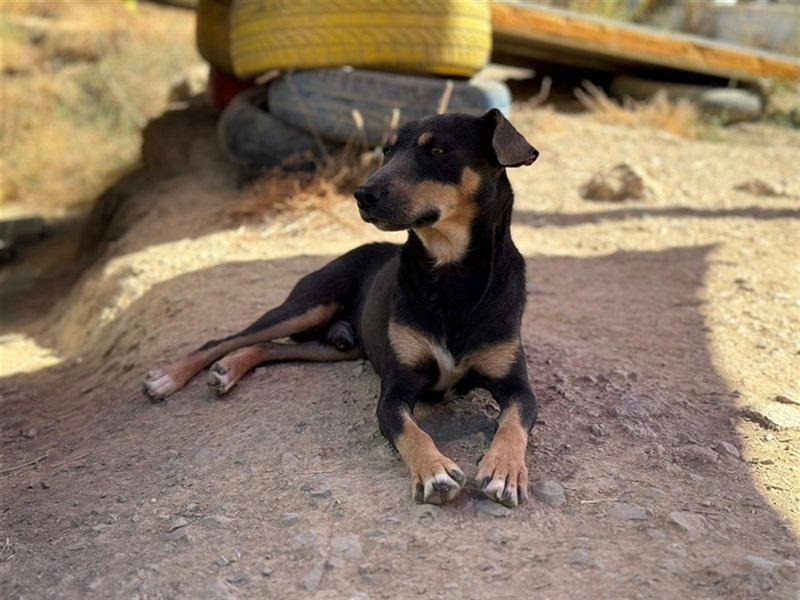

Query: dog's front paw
[475,453,528,508]
[410,458,466,505]
[142,369,178,402]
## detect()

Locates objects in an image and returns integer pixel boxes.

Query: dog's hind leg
[142,272,346,401]
[207,341,361,395]
[142,242,398,402]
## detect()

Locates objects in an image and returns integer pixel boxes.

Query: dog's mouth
[359,209,440,232]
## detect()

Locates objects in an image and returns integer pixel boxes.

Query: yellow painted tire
[196,0,234,74]
[228,0,491,79]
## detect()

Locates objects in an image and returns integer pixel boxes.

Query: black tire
[217,86,338,174]
[268,68,511,147]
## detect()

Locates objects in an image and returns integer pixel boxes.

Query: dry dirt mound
[1,105,798,598]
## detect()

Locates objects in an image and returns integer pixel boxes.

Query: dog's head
[354,109,538,233]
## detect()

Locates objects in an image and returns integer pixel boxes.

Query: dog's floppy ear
[483,108,539,168]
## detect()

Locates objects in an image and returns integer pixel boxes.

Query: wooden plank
[491,2,799,81]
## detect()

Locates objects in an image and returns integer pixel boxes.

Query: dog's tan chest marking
[388,322,519,390]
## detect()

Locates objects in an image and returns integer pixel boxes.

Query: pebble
[668,511,707,536]
[166,526,188,542]
[327,556,346,569]
[261,566,273,577]
[646,528,667,541]
[677,444,719,464]
[531,480,566,508]
[299,560,326,591]
[567,549,600,569]
[291,532,320,551]
[168,517,188,532]
[214,555,230,567]
[486,528,508,545]
[714,441,740,459]
[199,516,231,529]
[590,423,607,437]
[476,499,513,517]
[331,534,363,561]
[745,555,780,571]
[225,573,247,586]
[411,504,442,520]
[281,513,299,526]
[365,529,387,538]
[608,503,648,521]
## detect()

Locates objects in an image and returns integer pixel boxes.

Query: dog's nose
[354,186,380,209]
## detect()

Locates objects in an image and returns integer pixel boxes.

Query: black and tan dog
[143,109,539,507]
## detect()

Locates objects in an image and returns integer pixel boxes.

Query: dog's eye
[430,146,445,157]
[383,146,393,158]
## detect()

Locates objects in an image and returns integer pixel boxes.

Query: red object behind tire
[209,65,255,114]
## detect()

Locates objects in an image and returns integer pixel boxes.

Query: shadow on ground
[1,247,796,597]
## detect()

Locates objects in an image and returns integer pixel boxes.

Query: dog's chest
[427,341,468,391]
[388,321,518,391]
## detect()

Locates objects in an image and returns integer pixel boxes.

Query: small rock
[214,555,230,567]
[669,511,707,536]
[308,484,331,499]
[476,499,513,517]
[225,573,248,586]
[291,532,320,552]
[166,526,188,542]
[199,516,231,529]
[299,560,326,591]
[646,487,666,500]
[714,441,740,459]
[327,556,346,569]
[677,444,719,464]
[745,555,780,571]
[281,513,299,526]
[608,503,648,521]
[486,528,508,545]
[331,534,363,561]
[411,504,442,520]
[168,517,188,532]
[590,423,607,437]
[261,566,273,577]
[580,163,651,202]
[365,529,387,538]
[646,528,666,541]
[567,549,599,568]
[531,480,566,508]
[734,179,784,197]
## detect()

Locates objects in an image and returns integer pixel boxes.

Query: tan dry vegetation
[575,80,703,139]
[1,0,199,219]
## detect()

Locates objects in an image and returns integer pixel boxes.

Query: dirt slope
[1,105,798,599]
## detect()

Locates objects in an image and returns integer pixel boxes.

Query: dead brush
[230,148,381,234]
[575,80,701,138]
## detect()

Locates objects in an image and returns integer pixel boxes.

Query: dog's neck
[399,171,517,322]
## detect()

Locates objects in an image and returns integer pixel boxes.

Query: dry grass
[230,149,381,234]
[1,0,199,218]
[575,80,701,138]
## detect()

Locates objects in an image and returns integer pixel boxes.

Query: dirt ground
[1,100,798,599]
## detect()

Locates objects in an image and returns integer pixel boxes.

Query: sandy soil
[1,103,798,599]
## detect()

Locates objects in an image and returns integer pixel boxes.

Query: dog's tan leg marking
[388,321,435,367]
[467,339,520,380]
[476,403,529,507]
[395,411,466,505]
[143,303,340,401]
[413,167,482,266]
[207,341,361,395]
